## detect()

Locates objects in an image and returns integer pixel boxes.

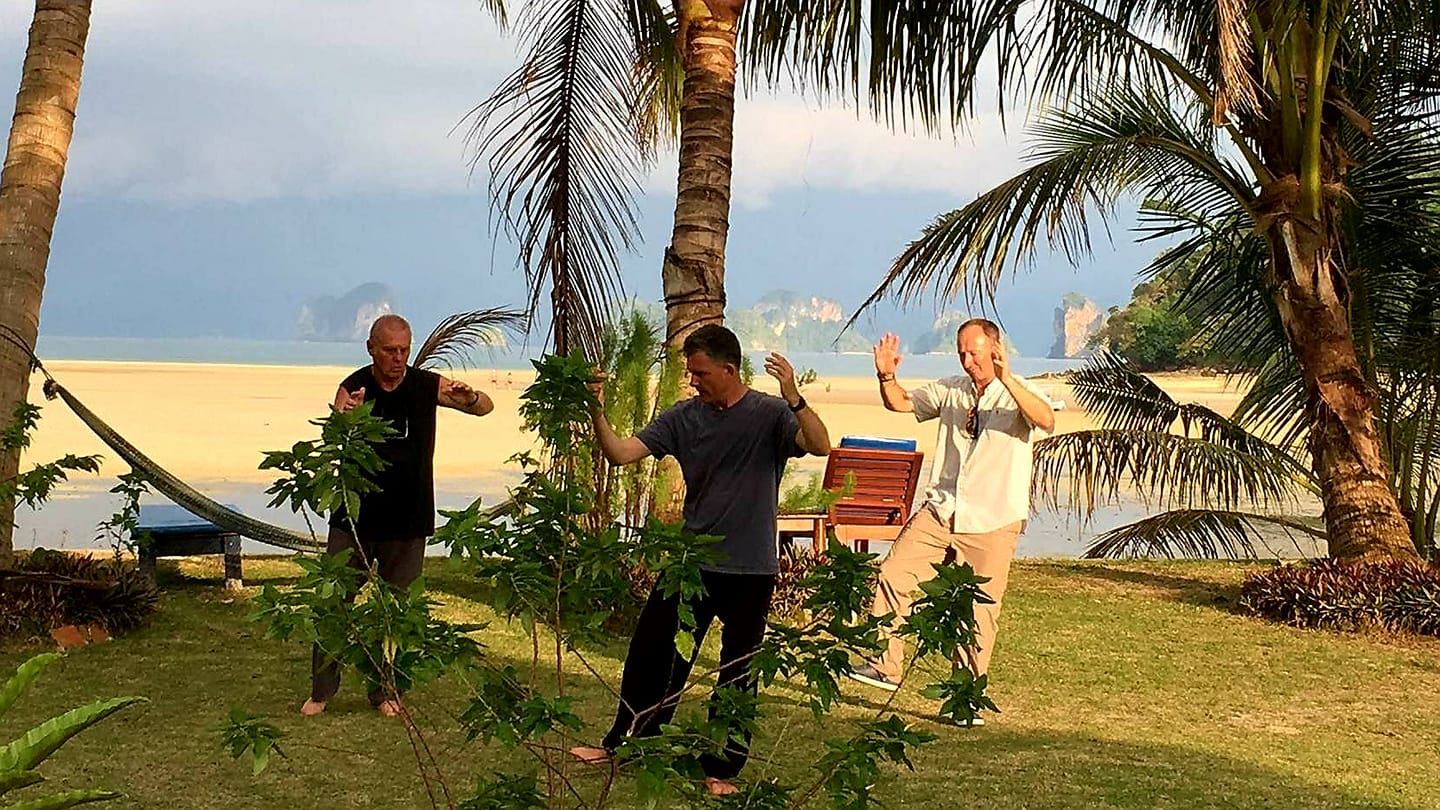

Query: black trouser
[602,569,776,780]
[310,525,426,705]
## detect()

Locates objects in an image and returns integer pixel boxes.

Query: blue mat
[136,503,238,535]
[837,436,918,452]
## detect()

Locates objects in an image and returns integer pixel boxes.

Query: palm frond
[465,0,649,358]
[1340,0,1440,123]
[1083,509,1325,559]
[480,0,510,30]
[1212,0,1260,123]
[1032,428,1311,521]
[740,0,1215,134]
[1065,353,1281,458]
[1064,351,1183,432]
[1228,351,1310,450]
[625,0,682,158]
[848,83,1251,318]
[414,308,529,370]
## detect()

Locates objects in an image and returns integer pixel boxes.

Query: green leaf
[0,697,147,773]
[673,629,696,662]
[0,654,62,719]
[1,788,124,810]
[0,769,44,797]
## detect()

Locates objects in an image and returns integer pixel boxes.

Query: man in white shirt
[848,319,1055,718]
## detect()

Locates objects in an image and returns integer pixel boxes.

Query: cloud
[0,0,1025,206]
[725,96,1022,208]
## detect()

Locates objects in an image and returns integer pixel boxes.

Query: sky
[0,0,1159,356]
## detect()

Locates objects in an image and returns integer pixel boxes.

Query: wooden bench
[134,504,244,590]
[778,439,924,553]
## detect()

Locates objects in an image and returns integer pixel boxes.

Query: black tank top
[328,365,440,540]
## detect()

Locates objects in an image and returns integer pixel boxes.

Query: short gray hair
[369,314,411,341]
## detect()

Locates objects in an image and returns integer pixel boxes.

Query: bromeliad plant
[0,653,145,808]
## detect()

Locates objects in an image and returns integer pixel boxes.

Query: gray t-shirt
[637,390,805,575]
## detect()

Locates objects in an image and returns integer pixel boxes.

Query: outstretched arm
[588,371,652,465]
[873,332,914,413]
[766,352,831,456]
[438,376,494,416]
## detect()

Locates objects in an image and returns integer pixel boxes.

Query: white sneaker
[847,663,901,692]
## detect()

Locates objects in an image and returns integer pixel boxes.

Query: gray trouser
[309,525,426,704]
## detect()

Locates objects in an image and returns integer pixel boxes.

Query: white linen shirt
[909,374,1053,534]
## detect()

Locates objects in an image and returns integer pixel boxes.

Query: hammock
[42,378,325,553]
[11,311,526,555]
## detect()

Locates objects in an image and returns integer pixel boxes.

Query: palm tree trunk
[0,1,92,561]
[661,0,742,349]
[1268,218,1418,562]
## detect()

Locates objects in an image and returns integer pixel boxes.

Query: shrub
[770,543,825,624]
[0,549,159,639]
[1240,558,1440,635]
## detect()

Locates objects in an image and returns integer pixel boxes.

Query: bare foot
[704,777,739,796]
[569,746,610,765]
[376,698,402,717]
[299,698,326,716]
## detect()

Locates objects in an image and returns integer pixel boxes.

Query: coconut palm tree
[745,1,1440,562]
[0,0,93,560]
[468,0,744,356]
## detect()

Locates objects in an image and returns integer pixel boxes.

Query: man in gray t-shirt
[570,324,831,797]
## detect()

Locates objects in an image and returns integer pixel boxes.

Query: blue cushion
[136,503,234,535]
[838,435,917,452]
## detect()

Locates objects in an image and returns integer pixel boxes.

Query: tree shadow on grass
[1027,561,1248,614]
[801,726,1415,810]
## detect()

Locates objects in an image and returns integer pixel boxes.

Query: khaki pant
[871,506,1022,681]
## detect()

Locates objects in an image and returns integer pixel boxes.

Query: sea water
[21,336,1321,559]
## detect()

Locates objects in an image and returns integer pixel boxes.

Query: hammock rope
[4,323,518,555]
[42,378,324,552]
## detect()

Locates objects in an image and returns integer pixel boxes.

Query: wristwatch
[788,395,807,413]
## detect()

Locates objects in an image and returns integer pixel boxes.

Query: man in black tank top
[300,314,495,718]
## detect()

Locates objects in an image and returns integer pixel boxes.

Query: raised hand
[764,352,801,405]
[337,386,365,413]
[992,344,1012,382]
[873,332,903,376]
[587,368,607,410]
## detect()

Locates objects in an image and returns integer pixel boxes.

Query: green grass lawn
[3,557,1438,809]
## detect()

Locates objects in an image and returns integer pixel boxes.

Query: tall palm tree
[468,0,744,356]
[661,0,744,346]
[746,1,1440,562]
[0,0,92,560]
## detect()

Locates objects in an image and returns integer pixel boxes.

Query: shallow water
[15,476,1323,561]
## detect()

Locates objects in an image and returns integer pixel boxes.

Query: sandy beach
[15,360,1262,554]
